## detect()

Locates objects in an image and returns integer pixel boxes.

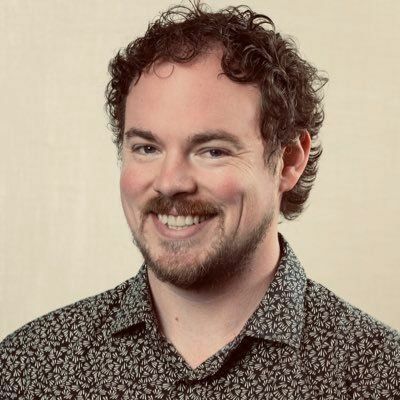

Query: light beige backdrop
[1,0,399,340]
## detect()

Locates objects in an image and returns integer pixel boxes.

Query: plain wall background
[1,0,399,340]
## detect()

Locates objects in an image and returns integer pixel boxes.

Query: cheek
[204,173,247,204]
[120,169,135,199]
[120,167,149,200]
[120,167,150,226]
[204,169,275,217]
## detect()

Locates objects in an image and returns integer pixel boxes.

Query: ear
[279,131,311,193]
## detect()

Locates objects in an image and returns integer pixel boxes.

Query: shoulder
[0,278,132,395]
[304,278,399,341]
[303,279,400,396]
[3,278,131,343]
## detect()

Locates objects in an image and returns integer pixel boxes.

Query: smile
[157,214,209,230]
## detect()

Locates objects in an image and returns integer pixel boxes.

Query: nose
[153,153,197,197]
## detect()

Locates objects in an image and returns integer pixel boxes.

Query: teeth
[167,215,175,226]
[176,216,185,227]
[185,216,194,225]
[157,214,209,228]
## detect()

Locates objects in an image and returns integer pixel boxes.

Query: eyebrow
[188,131,244,150]
[124,127,244,150]
[124,128,157,142]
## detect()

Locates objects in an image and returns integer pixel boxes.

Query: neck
[147,230,281,369]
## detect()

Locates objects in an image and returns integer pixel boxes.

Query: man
[1,2,399,399]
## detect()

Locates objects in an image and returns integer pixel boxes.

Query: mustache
[142,195,221,216]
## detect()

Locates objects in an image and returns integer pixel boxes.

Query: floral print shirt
[1,236,399,399]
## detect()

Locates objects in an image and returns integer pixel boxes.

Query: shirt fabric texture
[1,236,399,399]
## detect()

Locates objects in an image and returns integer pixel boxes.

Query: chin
[147,260,209,289]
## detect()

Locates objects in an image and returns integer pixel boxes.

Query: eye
[131,144,159,155]
[201,148,231,158]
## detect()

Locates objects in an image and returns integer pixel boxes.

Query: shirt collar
[110,234,307,349]
[242,234,306,349]
[109,265,155,335]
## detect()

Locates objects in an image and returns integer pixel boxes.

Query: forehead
[124,52,262,143]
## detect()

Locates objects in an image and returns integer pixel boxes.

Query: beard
[131,194,274,290]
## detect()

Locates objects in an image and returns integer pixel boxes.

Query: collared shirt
[1,236,399,399]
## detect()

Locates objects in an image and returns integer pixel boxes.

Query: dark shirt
[1,236,399,399]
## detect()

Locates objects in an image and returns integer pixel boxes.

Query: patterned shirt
[1,236,399,399]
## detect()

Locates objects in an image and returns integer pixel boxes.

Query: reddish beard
[131,194,274,290]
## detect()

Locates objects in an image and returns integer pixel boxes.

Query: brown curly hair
[105,1,327,220]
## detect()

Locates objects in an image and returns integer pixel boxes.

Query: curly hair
[105,1,327,220]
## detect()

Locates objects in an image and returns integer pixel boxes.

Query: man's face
[120,52,282,289]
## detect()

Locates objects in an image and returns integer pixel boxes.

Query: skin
[120,51,310,368]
